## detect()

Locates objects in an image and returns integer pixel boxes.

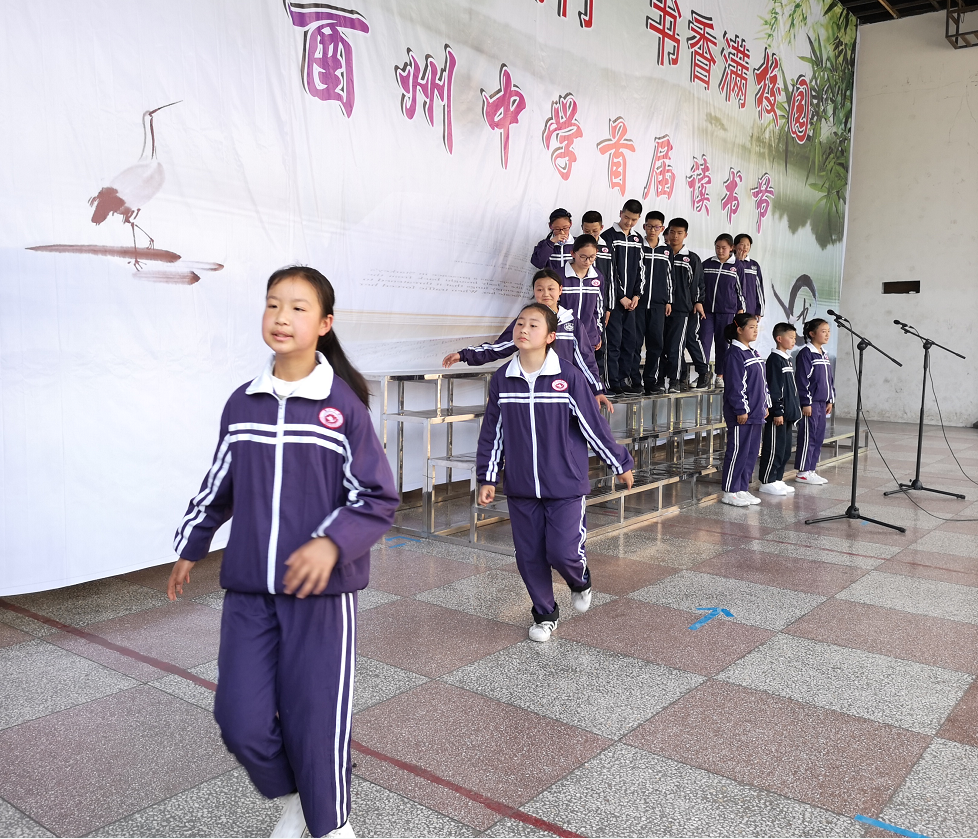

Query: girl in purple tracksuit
[476,303,634,642]
[700,234,746,382]
[720,314,770,507]
[794,318,836,485]
[559,234,605,352]
[443,269,613,413]
[167,266,399,839]
[530,208,574,271]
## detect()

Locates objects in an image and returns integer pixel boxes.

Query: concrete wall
[838,13,978,426]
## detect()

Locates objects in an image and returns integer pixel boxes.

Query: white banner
[0,0,853,593]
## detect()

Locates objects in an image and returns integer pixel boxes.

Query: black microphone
[894,319,905,326]
[826,309,846,320]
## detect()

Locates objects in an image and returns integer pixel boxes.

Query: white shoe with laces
[528,619,558,642]
[738,491,762,505]
[271,793,307,838]
[323,821,356,838]
[808,472,828,484]
[571,587,592,613]
[758,482,788,496]
[776,480,796,493]
[721,491,751,507]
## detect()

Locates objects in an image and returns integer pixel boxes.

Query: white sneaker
[271,793,307,838]
[324,822,356,838]
[809,472,828,484]
[571,587,592,613]
[776,480,796,493]
[758,482,788,496]
[795,471,816,484]
[528,619,558,642]
[721,491,751,507]
[738,491,762,505]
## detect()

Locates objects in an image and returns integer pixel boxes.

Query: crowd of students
[160,204,837,837]
[456,199,836,640]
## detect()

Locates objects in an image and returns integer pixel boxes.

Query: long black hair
[266,265,371,408]
[723,312,758,343]
[802,317,828,344]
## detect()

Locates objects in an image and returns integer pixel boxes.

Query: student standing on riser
[531,208,574,272]
[701,233,746,385]
[633,211,673,395]
[559,235,605,355]
[601,198,646,396]
[661,218,710,392]
[582,210,612,384]
[735,233,766,319]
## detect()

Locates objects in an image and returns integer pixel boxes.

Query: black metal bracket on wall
[947,0,978,48]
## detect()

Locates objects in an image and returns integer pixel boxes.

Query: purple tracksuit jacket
[559,262,605,350]
[702,256,746,314]
[458,305,603,394]
[739,258,765,317]
[721,340,770,493]
[173,353,399,594]
[722,340,771,426]
[477,353,633,498]
[794,345,836,406]
[531,236,573,271]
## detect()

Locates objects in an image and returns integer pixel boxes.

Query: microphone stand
[883,322,966,500]
[805,313,906,533]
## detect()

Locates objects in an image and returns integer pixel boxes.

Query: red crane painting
[88,101,180,268]
[28,100,223,285]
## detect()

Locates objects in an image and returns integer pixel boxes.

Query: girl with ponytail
[719,313,770,506]
[166,265,398,838]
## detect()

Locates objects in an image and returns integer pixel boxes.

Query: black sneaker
[693,372,712,390]
[645,385,666,396]
[623,384,643,394]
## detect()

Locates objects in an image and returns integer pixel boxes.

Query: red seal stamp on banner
[319,408,344,429]
[552,379,568,392]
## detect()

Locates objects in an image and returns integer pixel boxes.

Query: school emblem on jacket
[319,407,344,429]
[591,278,601,286]
[552,379,568,391]
[563,323,573,331]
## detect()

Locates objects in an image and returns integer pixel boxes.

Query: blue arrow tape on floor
[854,815,927,838]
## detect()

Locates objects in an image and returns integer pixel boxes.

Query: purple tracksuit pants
[508,496,590,623]
[722,422,763,493]
[214,590,357,838]
[700,312,737,373]
[795,403,827,471]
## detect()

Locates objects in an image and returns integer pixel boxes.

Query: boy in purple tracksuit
[477,303,634,642]
[531,208,574,272]
[720,313,770,506]
[701,233,747,382]
[735,233,765,318]
[442,269,611,412]
[794,318,835,484]
[168,266,399,839]
[559,235,605,352]
[601,199,646,395]
[633,211,672,394]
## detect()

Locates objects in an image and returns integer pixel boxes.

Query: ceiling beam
[877,0,902,17]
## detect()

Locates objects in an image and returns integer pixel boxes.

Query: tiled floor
[2,422,978,837]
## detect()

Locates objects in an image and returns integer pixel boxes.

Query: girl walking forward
[720,314,770,507]
[168,266,399,839]
[794,318,836,485]
[476,303,634,641]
